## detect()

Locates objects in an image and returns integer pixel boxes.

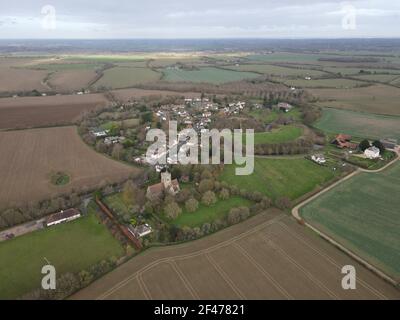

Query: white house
[311,154,326,165]
[364,146,380,159]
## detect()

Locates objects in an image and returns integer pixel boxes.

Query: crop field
[300,162,400,280]
[0,93,108,130]
[0,126,139,209]
[314,108,400,141]
[220,158,336,201]
[173,196,253,228]
[71,209,400,300]
[246,125,303,145]
[162,67,260,84]
[94,67,161,89]
[310,84,400,116]
[352,74,400,84]
[0,211,124,299]
[224,64,328,77]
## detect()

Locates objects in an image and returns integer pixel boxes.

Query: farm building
[380,138,397,149]
[91,128,108,137]
[146,170,180,199]
[46,209,81,227]
[331,134,358,149]
[364,146,380,159]
[277,102,294,113]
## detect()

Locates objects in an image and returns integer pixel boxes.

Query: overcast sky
[0,0,399,39]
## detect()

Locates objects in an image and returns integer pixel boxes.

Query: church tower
[161,171,172,188]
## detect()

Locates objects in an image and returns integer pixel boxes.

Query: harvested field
[48,69,98,92]
[0,93,108,130]
[111,88,200,102]
[314,108,400,141]
[71,209,400,300]
[283,78,363,88]
[0,126,139,209]
[300,162,400,280]
[310,84,400,116]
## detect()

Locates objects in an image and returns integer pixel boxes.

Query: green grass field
[314,108,400,141]
[94,67,160,88]
[173,196,252,228]
[249,126,303,145]
[162,67,260,84]
[250,108,302,123]
[220,158,336,201]
[300,162,400,279]
[0,210,124,299]
[224,64,327,77]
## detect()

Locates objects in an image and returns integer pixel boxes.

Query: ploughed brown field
[71,209,400,300]
[0,126,139,209]
[0,93,108,130]
[48,70,99,93]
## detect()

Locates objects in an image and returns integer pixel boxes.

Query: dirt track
[71,209,400,300]
[0,126,139,209]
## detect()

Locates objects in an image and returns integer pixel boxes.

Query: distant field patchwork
[314,108,400,141]
[300,162,400,280]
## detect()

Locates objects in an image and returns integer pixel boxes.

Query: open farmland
[310,84,400,116]
[71,209,400,300]
[314,108,400,141]
[94,67,161,89]
[162,67,260,84]
[0,210,124,299]
[0,93,108,130]
[300,162,400,280]
[0,126,139,209]
[219,158,337,201]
